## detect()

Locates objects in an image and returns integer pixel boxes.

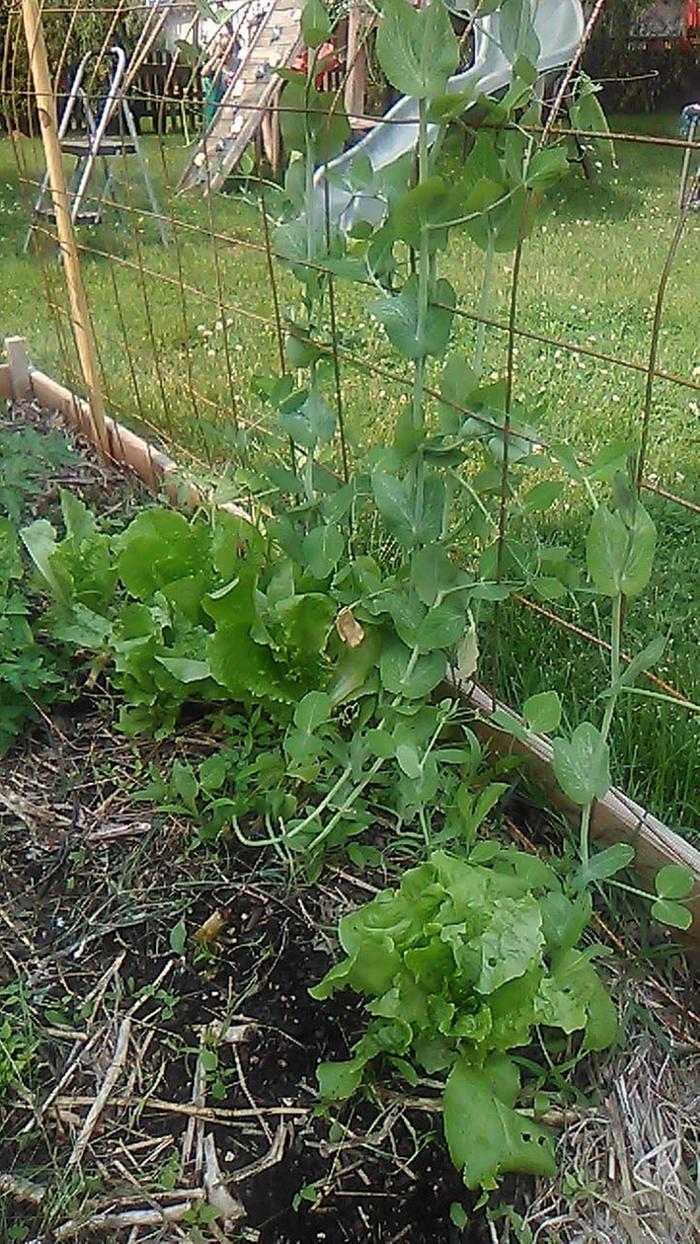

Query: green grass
[1,115,698,828]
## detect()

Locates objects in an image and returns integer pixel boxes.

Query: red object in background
[687,1,700,32]
[292,42,342,87]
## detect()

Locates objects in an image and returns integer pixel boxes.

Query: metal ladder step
[62,137,137,157]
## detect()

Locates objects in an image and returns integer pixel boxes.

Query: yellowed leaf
[456,623,479,682]
[194,909,228,946]
[336,607,365,649]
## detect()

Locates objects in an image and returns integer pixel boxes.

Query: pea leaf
[370,275,456,360]
[522,690,561,734]
[574,843,635,889]
[380,640,446,698]
[620,502,656,597]
[294,689,332,735]
[390,176,461,252]
[456,624,479,681]
[439,353,478,433]
[619,635,666,688]
[586,505,626,596]
[371,471,416,548]
[525,145,569,191]
[650,899,692,931]
[301,523,344,578]
[411,545,462,607]
[396,742,423,779]
[552,723,610,806]
[654,864,694,900]
[523,481,563,512]
[586,502,656,598]
[301,0,331,48]
[279,78,349,160]
[499,0,541,66]
[415,597,466,652]
[375,0,459,99]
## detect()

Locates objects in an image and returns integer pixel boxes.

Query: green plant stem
[600,594,623,745]
[410,97,432,534]
[286,646,422,843]
[449,467,497,528]
[580,592,623,867]
[617,685,700,714]
[413,100,431,436]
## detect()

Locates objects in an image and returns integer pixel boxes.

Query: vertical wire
[201,114,241,444]
[323,170,350,484]
[147,41,217,459]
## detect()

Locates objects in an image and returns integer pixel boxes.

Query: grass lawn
[1,114,698,828]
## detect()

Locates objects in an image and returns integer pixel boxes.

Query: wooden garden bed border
[3,336,699,940]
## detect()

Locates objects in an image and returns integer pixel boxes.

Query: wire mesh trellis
[2,0,699,825]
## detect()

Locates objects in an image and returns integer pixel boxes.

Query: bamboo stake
[20,0,108,454]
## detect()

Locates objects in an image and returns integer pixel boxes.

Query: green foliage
[22,499,342,735]
[0,984,35,1103]
[375,0,459,100]
[0,426,74,522]
[586,491,656,599]
[311,848,615,1190]
[134,710,294,843]
[0,517,62,753]
[552,722,611,806]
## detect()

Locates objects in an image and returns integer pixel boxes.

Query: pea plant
[249,0,578,864]
[491,462,695,930]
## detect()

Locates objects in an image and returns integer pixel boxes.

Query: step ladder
[178,0,303,195]
[24,46,167,252]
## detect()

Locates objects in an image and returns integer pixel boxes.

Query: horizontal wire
[512,594,694,706]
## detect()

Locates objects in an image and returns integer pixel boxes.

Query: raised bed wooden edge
[4,337,699,941]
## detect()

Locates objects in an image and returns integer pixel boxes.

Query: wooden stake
[261,100,282,175]
[20,0,108,455]
[6,336,31,400]
[344,0,367,121]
